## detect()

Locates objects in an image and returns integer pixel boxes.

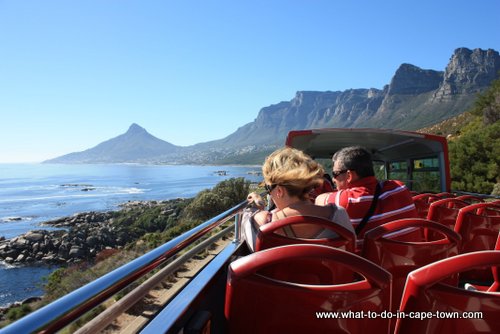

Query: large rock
[86,236,100,247]
[68,246,85,259]
[25,231,46,242]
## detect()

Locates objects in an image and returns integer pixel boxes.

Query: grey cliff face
[239,47,500,141]
[387,64,443,95]
[433,48,500,100]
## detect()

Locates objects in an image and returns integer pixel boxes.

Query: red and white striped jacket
[321,176,418,237]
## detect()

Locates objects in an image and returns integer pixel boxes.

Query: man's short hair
[332,146,375,178]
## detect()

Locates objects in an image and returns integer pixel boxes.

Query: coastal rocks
[0,199,186,266]
[0,212,129,265]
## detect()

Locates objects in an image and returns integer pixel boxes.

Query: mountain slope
[45,124,181,163]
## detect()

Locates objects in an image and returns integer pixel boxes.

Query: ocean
[0,163,262,307]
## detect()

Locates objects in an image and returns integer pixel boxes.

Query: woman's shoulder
[253,210,272,226]
[314,191,336,205]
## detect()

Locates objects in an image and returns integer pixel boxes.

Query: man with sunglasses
[315,146,417,237]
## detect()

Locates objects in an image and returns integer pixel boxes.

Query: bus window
[412,157,441,193]
[315,158,332,174]
[388,161,408,184]
[373,161,387,180]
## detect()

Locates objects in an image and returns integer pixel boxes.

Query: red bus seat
[455,194,485,204]
[454,203,500,281]
[489,234,500,292]
[225,244,392,334]
[395,251,500,334]
[435,192,456,198]
[412,193,441,219]
[363,218,461,314]
[455,202,500,252]
[255,215,356,253]
[465,233,500,292]
[426,198,469,229]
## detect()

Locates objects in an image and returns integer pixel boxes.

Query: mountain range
[45,47,500,165]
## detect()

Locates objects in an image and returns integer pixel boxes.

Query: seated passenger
[244,147,352,251]
[315,146,417,237]
[309,173,335,201]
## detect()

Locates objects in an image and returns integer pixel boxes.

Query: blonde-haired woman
[244,147,353,251]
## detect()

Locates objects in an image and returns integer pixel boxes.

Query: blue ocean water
[0,163,262,307]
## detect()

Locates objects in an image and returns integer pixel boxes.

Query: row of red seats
[413,193,500,279]
[225,242,500,333]
[413,192,498,223]
[224,197,500,333]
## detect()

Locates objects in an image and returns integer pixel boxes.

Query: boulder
[25,231,46,242]
[69,246,85,259]
[15,254,26,262]
[86,236,100,247]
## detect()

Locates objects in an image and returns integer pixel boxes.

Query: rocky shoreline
[0,198,189,322]
[0,200,180,265]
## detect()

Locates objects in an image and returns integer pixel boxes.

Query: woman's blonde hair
[262,147,324,199]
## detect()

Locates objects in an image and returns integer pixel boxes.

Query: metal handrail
[0,199,251,334]
[75,224,235,334]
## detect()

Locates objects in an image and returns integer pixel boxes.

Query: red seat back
[225,244,392,334]
[255,215,356,253]
[455,194,485,204]
[454,203,500,281]
[435,192,456,198]
[427,198,470,229]
[488,233,500,292]
[395,251,500,334]
[455,203,500,252]
[363,218,461,314]
[412,193,441,219]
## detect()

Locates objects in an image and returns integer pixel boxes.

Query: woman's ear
[275,185,284,199]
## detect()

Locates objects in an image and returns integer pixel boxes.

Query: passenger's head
[262,147,324,201]
[331,146,375,190]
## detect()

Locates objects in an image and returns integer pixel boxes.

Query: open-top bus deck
[2,128,499,334]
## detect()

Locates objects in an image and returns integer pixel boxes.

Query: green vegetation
[447,78,500,195]
[449,120,500,194]
[184,177,251,221]
[5,304,32,322]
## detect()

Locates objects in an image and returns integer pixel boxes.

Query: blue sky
[1,0,499,163]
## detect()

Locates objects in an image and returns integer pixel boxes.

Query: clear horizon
[1,0,499,163]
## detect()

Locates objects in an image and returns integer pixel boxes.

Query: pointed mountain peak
[44,123,180,163]
[126,123,147,134]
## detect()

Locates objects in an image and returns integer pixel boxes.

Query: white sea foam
[0,261,17,269]
[124,187,146,194]
[0,187,146,203]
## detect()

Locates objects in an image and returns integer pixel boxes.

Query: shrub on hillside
[449,77,500,194]
[471,77,500,125]
[183,178,250,221]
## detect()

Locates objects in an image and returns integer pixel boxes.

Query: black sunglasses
[264,184,278,193]
[332,170,348,179]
